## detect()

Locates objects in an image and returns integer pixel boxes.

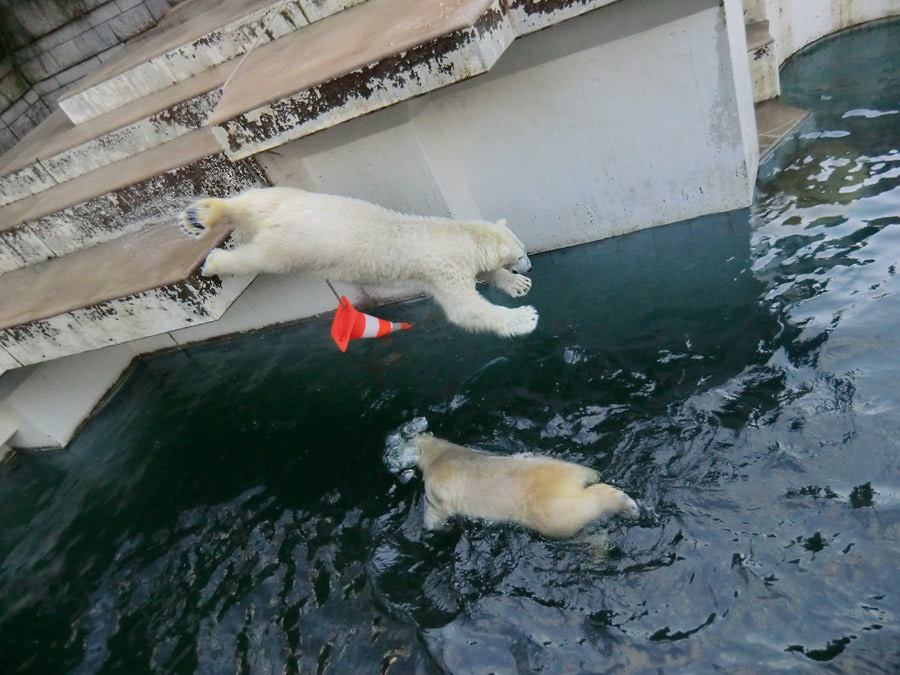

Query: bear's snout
[511,255,532,274]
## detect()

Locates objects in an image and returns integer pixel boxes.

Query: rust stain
[511,0,597,17]
[222,8,508,153]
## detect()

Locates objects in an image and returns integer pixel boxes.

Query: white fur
[412,434,639,539]
[179,187,538,337]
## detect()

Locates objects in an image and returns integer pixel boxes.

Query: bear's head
[491,219,531,274]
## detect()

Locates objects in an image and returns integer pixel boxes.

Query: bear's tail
[178,198,229,238]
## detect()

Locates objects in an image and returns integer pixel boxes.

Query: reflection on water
[2,19,900,674]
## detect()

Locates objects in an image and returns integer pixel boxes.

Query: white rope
[221,0,291,93]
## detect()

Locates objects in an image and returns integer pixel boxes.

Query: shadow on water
[2,18,900,674]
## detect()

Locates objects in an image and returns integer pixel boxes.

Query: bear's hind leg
[423,496,452,531]
[178,198,229,238]
[201,244,269,277]
[479,268,532,298]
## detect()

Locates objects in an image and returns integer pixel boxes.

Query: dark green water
[2,20,900,674]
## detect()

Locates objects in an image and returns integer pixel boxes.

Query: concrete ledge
[0,221,253,367]
[0,129,267,272]
[0,163,57,209]
[506,0,620,36]
[0,64,230,207]
[58,0,311,124]
[210,0,516,159]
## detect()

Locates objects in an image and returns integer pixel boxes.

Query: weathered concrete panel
[0,226,55,273]
[0,346,22,374]
[213,1,515,159]
[506,0,619,36]
[0,163,58,208]
[59,1,309,124]
[12,153,265,268]
[0,314,112,366]
[42,88,223,183]
[59,58,178,123]
[297,0,367,22]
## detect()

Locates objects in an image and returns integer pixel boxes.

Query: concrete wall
[745,0,900,66]
[256,0,757,252]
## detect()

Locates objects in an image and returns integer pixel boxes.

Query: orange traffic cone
[330,296,412,352]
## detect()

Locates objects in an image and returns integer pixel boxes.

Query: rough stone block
[33,76,62,97]
[87,1,124,27]
[0,128,16,154]
[93,21,121,49]
[10,113,37,141]
[1,97,30,127]
[0,71,31,104]
[72,28,112,60]
[146,0,172,21]
[116,0,146,11]
[97,44,125,63]
[35,20,83,54]
[26,101,52,126]
[50,39,87,71]
[107,4,155,41]
[56,56,102,86]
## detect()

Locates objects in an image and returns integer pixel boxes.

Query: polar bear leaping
[179,187,538,338]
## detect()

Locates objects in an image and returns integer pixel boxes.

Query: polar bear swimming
[178,187,538,337]
[392,432,640,539]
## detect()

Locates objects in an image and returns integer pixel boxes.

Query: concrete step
[208,0,517,160]
[0,60,233,208]
[746,20,779,103]
[0,218,254,370]
[57,0,367,125]
[755,97,809,160]
[0,128,268,273]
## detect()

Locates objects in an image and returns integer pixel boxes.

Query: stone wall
[0,0,183,153]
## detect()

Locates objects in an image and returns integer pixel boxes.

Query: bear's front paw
[179,203,211,238]
[200,248,224,277]
[504,305,539,337]
[506,274,531,298]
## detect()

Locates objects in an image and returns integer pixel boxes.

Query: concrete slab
[59,0,309,124]
[0,129,267,272]
[755,98,809,159]
[0,63,231,207]
[209,0,515,159]
[0,220,254,366]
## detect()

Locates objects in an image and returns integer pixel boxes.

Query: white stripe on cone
[360,313,381,338]
[331,295,412,351]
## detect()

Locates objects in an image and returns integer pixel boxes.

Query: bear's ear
[499,245,511,258]
[495,218,507,229]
